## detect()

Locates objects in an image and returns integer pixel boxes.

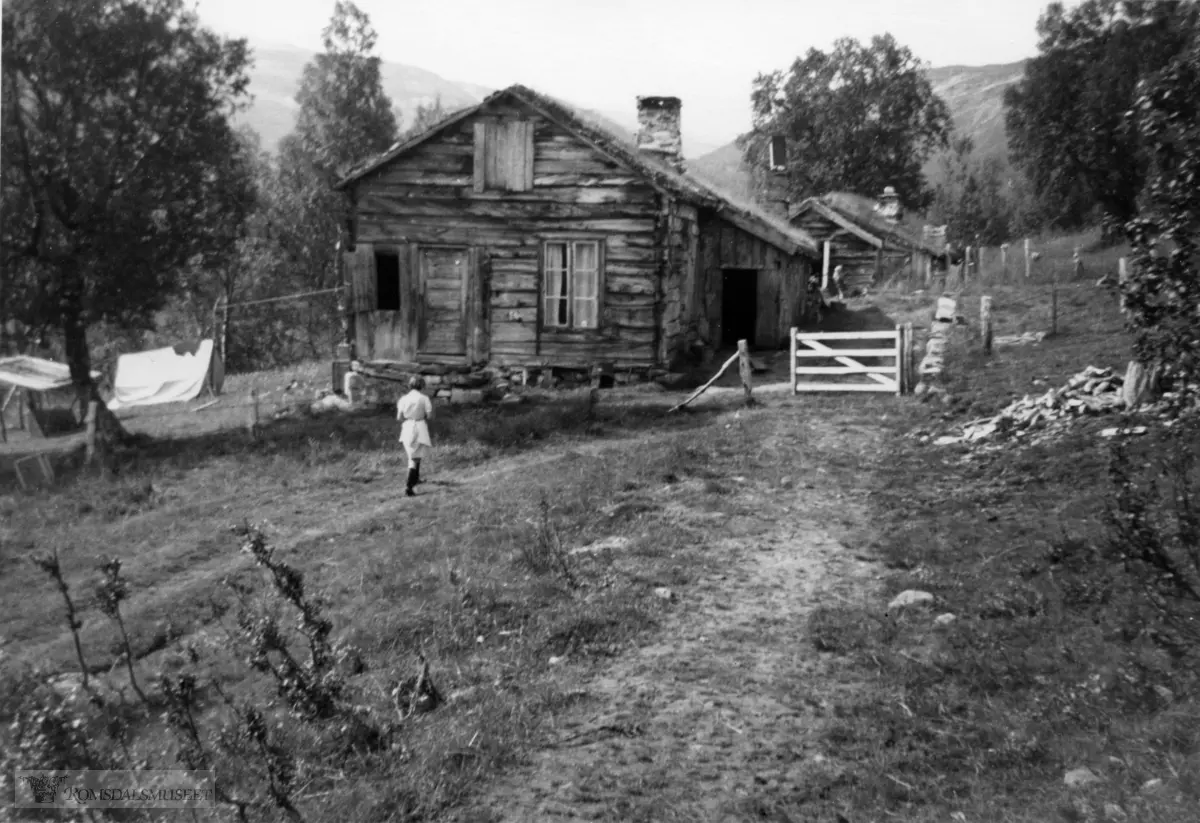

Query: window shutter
[501,122,518,190]
[523,121,535,190]
[769,135,787,170]
[508,121,533,192]
[349,243,375,312]
[473,121,487,192]
[492,120,509,188]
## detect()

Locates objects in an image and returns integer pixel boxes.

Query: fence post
[1024,238,1032,279]
[737,339,753,407]
[893,325,903,396]
[904,323,915,394]
[212,295,225,367]
[981,296,993,355]
[1050,280,1059,336]
[789,327,798,396]
[1118,257,1129,317]
[85,400,98,465]
[247,388,260,438]
[1073,246,1082,279]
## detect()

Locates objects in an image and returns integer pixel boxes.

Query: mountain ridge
[236,42,726,159]
[234,43,1026,196]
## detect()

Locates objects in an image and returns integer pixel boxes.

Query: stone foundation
[338,359,667,407]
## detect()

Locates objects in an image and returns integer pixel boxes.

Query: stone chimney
[636,96,683,171]
[876,186,902,222]
[761,171,791,220]
[761,134,790,218]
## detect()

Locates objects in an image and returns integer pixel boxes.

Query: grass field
[2,232,1197,822]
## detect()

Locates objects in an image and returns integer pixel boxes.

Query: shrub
[517,497,578,589]
[1105,422,1200,652]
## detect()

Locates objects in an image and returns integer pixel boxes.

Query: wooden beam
[738,339,753,407]
[667,351,739,413]
[795,365,898,374]
[85,401,97,465]
[981,296,993,354]
[793,348,897,357]
[798,200,883,248]
[794,330,899,339]
[716,208,807,258]
[790,326,798,397]
[792,382,898,392]
[339,100,488,189]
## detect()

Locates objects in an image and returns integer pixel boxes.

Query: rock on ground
[887,590,935,611]
[1064,766,1102,788]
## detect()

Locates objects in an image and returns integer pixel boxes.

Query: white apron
[400,419,432,463]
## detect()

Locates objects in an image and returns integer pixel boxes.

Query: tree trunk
[61,273,129,449]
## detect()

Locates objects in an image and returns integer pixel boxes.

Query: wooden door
[419,246,469,358]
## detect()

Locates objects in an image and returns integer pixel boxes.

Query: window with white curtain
[543,240,601,330]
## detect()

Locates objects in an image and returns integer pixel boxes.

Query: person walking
[397,375,433,497]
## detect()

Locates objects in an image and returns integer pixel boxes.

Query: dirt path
[461,417,885,823]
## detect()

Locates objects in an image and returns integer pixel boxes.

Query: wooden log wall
[350,97,663,368]
[792,211,928,293]
[659,200,700,364]
[694,213,812,351]
[791,213,879,293]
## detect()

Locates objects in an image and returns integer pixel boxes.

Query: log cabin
[334,85,820,390]
[789,189,947,295]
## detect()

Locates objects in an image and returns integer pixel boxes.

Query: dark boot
[413,459,423,485]
[405,467,417,496]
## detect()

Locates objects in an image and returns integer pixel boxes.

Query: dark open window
[375,251,400,311]
[769,135,787,170]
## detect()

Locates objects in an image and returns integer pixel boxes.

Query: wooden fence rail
[790,327,913,395]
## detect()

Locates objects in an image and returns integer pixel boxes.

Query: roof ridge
[337,83,819,258]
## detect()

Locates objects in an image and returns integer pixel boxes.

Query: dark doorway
[721,268,757,347]
[375,251,401,311]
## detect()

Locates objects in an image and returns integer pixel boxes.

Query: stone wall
[341,360,667,407]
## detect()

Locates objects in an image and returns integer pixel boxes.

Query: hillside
[236,45,487,149]
[238,44,749,159]
[688,60,1028,201]
[237,44,648,155]
[926,60,1026,163]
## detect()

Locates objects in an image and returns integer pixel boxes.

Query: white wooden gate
[790,326,912,395]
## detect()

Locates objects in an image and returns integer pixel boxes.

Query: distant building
[788,188,947,294]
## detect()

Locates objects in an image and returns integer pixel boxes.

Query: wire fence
[902,238,1133,344]
[1,390,312,447]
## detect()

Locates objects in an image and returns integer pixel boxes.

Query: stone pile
[931,365,1126,447]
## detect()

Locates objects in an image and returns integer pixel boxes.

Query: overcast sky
[194,0,1057,151]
